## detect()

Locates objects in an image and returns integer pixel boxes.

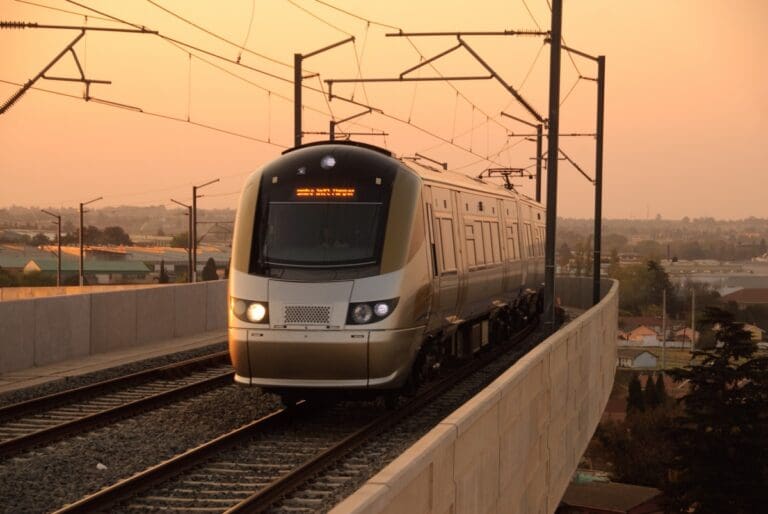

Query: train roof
[398,157,541,207]
[278,140,542,208]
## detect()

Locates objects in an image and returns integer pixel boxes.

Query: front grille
[284,305,332,325]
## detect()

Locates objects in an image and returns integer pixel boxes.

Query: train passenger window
[438,218,457,272]
[525,224,534,257]
[464,224,476,267]
[490,222,501,263]
[473,221,486,265]
[481,222,493,263]
[506,225,518,260]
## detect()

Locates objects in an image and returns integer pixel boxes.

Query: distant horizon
[4,203,768,224]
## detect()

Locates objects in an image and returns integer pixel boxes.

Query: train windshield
[249,149,396,276]
[264,202,382,266]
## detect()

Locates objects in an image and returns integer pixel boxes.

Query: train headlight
[320,155,336,170]
[351,304,373,324]
[373,302,390,317]
[231,298,269,324]
[347,298,399,325]
[246,303,267,323]
[231,299,247,317]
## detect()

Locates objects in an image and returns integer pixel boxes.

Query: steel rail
[54,405,303,514]
[0,350,231,457]
[54,322,537,513]
[0,350,229,419]
[229,322,538,513]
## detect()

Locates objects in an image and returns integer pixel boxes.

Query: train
[228,141,545,402]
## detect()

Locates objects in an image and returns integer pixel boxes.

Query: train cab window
[437,218,457,272]
[249,150,396,277]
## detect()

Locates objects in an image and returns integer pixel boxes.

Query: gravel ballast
[0,384,281,514]
[0,342,227,408]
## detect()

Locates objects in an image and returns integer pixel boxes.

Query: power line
[13,0,391,141]
[14,0,113,23]
[521,0,542,30]
[285,0,351,36]
[144,0,294,70]
[0,78,287,147]
[306,0,525,136]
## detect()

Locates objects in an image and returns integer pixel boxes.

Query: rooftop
[561,481,662,513]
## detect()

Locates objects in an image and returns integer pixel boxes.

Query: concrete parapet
[331,278,618,514]
[91,290,138,354]
[0,281,228,374]
[206,281,228,331]
[0,299,35,374]
[33,294,91,367]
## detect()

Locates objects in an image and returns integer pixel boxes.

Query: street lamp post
[40,209,61,287]
[171,198,193,283]
[192,179,219,282]
[79,196,102,287]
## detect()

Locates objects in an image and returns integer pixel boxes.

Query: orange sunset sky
[1,0,766,219]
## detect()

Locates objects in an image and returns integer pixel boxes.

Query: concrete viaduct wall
[333,278,618,514]
[0,281,227,374]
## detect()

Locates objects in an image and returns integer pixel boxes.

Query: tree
[597,407,676,489]
[171,232,189,248]
[665,307,768,513]
[202,257,218,281]
[654,372,669,406]
[627,373,645,414]
[30,232,51,246]
[158,259,169,284]
[643,374,660,409]
[102,226,132,246]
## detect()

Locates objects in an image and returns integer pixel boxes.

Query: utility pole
[592,55,606,305]
[171,199,193,283]
[79,196,102,286]
[662,288,667,370]
[41,209,61,287]
[543,0,563,333]
[192,179,219,282]
[691,289,696,351]
[294,36,355,147]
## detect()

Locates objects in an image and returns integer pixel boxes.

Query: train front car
[228,142,428,396]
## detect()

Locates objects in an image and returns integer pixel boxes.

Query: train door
[426,185,460,322]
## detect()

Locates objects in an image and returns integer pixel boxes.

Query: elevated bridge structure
[0,278,617,513]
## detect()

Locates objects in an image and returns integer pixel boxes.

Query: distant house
[721,288,768,308]
[627,325,659,346]
[23,259,150,284]
[558,481,663,513]
[620,316,663,334]
[674,327,699,345]
[617,349,658,369]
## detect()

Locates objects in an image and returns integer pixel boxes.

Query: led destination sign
[295,187,356,199]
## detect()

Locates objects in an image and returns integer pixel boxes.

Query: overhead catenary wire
[59,0,386,135]
[0,78,287,148]
[306,0,517,135]
[144,0,295,70]
[17,0,536,173]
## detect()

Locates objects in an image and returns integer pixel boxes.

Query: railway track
[0,351,232,458]
[55,324,538,514]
